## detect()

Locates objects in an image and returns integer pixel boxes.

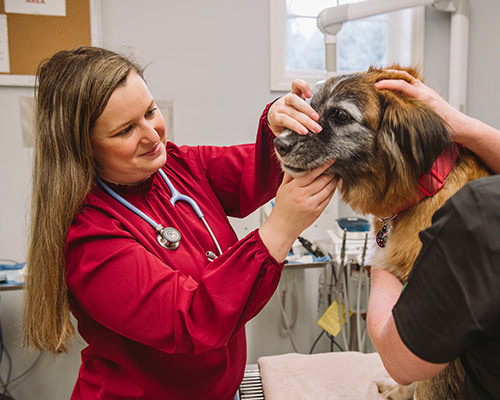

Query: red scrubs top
[65,106,284,400]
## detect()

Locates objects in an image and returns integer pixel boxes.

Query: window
[270,0,425,91]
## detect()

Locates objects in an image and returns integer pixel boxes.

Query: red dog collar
[418,143,462,196]
[397,142,463,213]
[377,143,462,248]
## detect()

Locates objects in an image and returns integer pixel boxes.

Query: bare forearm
[258,164,338,263]
[453,115,500,174]
[367,268,448,384]
[367,269,406,381]
[258,216,296,263]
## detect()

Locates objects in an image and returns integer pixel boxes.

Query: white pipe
[317,0,436,35]
[448,0,469,112]
[317,0,469,113]
[324,34,338,78]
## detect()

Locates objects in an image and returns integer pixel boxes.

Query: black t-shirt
[393,175,500,399]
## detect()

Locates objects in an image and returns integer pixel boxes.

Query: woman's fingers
[291,78,313,99]
[279,94,321,133]
[375,79,418,96]
[267,78,322,136]
[283,93,320,122]
[294,159,336,187]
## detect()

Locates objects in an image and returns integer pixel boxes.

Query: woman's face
[91,71,167,185]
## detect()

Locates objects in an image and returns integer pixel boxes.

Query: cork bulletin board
[0,0,100,86]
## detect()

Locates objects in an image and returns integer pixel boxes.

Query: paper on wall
[4,0,66,17]
[0,15,9,73]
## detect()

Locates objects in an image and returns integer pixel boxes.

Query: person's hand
[259,160,338,262]
[374,73,468,141]
[376,71,500,174]
[267,79,323,137]
[272,161,337,238]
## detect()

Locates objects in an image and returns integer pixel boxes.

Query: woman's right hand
[259,161,338,263]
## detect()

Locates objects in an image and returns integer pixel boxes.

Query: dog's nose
[274,135,298,157]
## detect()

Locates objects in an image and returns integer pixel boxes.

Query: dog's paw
[376,378,416,400]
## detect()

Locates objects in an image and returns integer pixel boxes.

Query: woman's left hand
[267,79,323,137]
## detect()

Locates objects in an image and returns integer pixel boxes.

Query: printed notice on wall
[4,0,66,17]
[0,15,10,73]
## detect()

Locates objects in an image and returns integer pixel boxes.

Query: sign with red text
[4,0,66,16]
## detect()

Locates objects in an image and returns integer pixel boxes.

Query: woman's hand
[267,79,323,137]
[375,73,500,174]
[374,74,468,142]
[259,161,338,263]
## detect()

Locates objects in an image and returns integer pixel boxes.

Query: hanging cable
[276,286,298,353]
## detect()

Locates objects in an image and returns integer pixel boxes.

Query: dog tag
[376,223,388,248]
[376,214,397,248]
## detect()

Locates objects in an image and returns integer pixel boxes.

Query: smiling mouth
[142,142,162,157]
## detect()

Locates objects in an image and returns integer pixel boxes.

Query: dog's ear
[376,93,451,183]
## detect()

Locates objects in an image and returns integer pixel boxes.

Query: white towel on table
[258,351,414,400]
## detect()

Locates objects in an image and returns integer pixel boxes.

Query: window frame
[269,0,426,91]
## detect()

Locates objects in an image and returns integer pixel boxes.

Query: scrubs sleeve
[392,177,500,363]
[66,207,283,355]
[196,102,283,217]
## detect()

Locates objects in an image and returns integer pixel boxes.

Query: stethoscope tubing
[158,169,204,218]
[97,176,159,231]
[201,216,222,256]
[97,169,222,257]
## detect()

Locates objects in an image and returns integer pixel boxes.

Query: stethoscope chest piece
[157,226,181,250]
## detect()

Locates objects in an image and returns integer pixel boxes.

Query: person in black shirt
[368,76,500,399]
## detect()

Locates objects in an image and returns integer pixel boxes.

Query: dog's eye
[331,108,351,124]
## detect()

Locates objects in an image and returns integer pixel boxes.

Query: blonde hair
[23,46,142,353]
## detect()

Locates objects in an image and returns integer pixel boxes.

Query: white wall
[0,1,499,398]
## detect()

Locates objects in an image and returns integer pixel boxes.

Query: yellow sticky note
[317,300,352,337]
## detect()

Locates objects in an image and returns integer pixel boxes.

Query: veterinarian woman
[368,76,500,399]
[23,46,337,400]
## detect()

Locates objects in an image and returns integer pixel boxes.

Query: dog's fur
[274,66,491,399]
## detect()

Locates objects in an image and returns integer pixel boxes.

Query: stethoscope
[97,169,222,260]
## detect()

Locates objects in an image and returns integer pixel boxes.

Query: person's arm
[367,268,448,385]
[66,203,286,355]
[375,76,500,174]
[259,162,337,262]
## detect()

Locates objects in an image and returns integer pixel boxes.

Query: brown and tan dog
[274,66,491,399]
